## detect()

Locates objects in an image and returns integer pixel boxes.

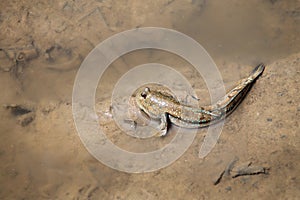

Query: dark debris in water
[4,104,32,116]
[3,104,36,126]
[214,157,270,185]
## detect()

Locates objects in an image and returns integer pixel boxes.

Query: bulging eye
[141,87,150,99]
[141,91,147,99]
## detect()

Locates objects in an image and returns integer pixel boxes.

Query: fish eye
[141,91,147,99]
[144,87,150,93]
[141,87,150,99]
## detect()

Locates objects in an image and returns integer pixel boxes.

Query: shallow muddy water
[0,0,299,199]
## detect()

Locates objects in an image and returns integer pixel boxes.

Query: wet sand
[0,0,299,199]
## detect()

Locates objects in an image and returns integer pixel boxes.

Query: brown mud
[0,0,299,199]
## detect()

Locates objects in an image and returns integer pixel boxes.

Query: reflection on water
[0,0,299,199]
[176,0,300,65]
[1,0,298,101]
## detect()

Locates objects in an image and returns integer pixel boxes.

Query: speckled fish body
[130,64,265,136]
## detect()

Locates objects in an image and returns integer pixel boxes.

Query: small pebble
[225,186,232,191]
[280,134,287,139]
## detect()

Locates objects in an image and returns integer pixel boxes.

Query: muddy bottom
[0,0,299,199]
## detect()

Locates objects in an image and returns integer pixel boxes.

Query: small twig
[214,157,239,185]
[214,170,225,185]
[214,158,269,185]
[232,165,270,178]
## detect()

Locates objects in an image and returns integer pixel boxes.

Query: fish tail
[249,63,265,81]
[208,63,265,115]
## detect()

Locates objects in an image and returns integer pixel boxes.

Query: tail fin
[250,63,265,80]
[208,63,265,115]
